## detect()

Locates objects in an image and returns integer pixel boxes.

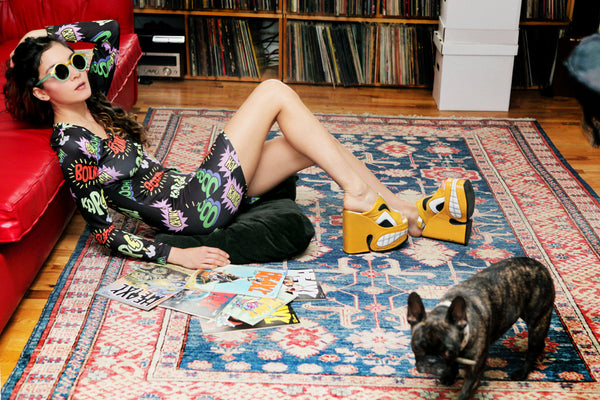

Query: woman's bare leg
[224,79,423,236]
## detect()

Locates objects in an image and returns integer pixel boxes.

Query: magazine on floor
[161,289,237,319]
[186,265,287,298]
[97,263,192,311]
[284,269,326,300]
[199,304,300,334]
[219,288,297,325]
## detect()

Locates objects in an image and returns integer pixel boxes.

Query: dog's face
[407,292,468,377]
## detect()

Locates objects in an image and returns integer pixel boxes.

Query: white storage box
[437,18,519,45]
[432,31,519,111]
[440,0,522,31]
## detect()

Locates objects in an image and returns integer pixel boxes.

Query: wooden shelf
[134,8,281,19]
[182,66,279,81]
[284,14,438,24]
[133,0,576,87]
[520,19,572,26]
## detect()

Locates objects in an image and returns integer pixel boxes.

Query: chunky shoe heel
[417,178,475,245]
[343,196,408,254]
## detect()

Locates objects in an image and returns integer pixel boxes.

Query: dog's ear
[407,292,426,326]
[447,296,468,330]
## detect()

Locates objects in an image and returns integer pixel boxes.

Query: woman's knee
[257,78,288,91]
[255,79,299,106]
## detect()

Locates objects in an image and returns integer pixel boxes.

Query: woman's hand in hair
[167,246,231,270]
[9,28,48,67]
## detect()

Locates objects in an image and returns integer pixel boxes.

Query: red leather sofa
[0,0,142,333]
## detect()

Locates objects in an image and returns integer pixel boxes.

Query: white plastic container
[432,31,519,111]
[437,18,519,45]
[439,0,523,31]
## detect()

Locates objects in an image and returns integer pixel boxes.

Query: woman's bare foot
[342,188,379,215]
[382,196,424,237]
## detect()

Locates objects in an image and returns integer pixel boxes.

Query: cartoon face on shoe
[342,196,408,253]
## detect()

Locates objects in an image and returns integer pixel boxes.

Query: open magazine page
[219,288,297,325]
[284,269,326,300]
[97,263,193,311]
[186,265,286,298]
[199,304,300,334]
[161,290,237,319]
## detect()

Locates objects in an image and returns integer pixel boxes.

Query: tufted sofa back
[0,0,135,42]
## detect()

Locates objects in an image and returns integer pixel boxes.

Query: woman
[3,20,474,270]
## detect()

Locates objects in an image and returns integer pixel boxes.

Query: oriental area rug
[3,109,600,399]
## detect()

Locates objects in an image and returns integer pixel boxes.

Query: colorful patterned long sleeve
[46,20,119,95]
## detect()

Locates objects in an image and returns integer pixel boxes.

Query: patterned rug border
[3,225,92,391]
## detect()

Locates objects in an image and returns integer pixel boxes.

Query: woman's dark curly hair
[3,36,145,143]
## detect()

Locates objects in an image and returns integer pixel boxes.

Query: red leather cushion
[107,34,142,103]
[0,184,75,331]
[0,39,18,87]
[0,128,66,243]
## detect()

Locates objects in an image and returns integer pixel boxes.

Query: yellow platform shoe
[416,178,475,245]
[343,196,408,253]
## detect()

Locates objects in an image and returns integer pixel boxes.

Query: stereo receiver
[137,35,185,78]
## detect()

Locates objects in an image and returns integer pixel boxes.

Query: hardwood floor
[1,80,597,386]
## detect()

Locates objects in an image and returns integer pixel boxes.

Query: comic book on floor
[161,289,237,319]
[186,265,286,298]
[284,269,326,300]
[97,262,193,311]
[219,288,297,325]
[199,304,300,334]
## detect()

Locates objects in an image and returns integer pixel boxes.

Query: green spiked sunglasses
[36,53,87,86]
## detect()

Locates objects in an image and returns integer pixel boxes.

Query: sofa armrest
[107,33,143,109]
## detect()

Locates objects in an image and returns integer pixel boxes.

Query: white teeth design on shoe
[375,210,397,227]
[376,228,408,248]
[449,179,463,219]
[429,197,445,214]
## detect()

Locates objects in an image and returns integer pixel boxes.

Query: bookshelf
[133,0,576,88]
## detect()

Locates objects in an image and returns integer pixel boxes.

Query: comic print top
[48,21,247,264]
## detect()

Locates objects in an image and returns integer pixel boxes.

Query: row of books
[187,16,265,78]
[98,263,326,334]
[286,21,434,86]
[134,0,567,21]
[286,0,377,17]
[134,0,277,11]
[379,24,435,86]
[521,0,569,21]
[286,21,377,85]
[512,26,565,89]
[380,0,440,18]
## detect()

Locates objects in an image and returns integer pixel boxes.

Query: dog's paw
[509,366,530,381]
[439,374,457,386]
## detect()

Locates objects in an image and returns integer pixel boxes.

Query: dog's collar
[460,324,470,351]
[457,322,476,366]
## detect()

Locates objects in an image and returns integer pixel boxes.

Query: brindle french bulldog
[407,257,555,400]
